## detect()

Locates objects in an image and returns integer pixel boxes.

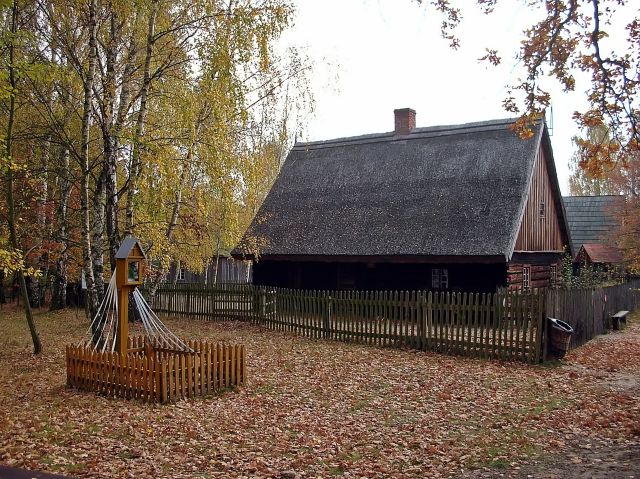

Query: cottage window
[539,201,545,218]
[177,267,186,281]
[522,266,531,290]
[431,268,449,289]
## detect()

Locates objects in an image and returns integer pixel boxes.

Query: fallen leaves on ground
[0,308,638,478]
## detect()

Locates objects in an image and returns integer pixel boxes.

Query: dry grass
[0,307,638,478]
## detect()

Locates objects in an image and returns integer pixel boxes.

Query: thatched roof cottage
[235,109,571,292]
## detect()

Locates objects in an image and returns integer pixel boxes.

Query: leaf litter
[0,309,638,478]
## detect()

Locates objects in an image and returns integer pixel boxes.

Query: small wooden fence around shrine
[66,337,246,403]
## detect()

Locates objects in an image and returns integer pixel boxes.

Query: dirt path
[462,315,640,479]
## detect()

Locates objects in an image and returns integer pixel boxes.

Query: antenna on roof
[546,105,554,136]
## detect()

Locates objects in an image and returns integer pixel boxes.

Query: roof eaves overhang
[542,126,573,257]
[247,254,507,265]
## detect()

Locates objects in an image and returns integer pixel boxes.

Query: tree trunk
[146,118,200,297]
[91,168,106,303]
[32,3,61,310]
[4,0,42,354]
[80,0,99,320]
[104,140,119,270]
[213,233,221,285]
[124,0,158,234]
[33,140,49,308]
[103,4,124,270]
[50,149,69,310]
[213,198,227,286]
[172,260,181,286]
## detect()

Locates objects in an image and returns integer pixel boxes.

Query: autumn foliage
[423,1,639,169]
[0,0,312,326]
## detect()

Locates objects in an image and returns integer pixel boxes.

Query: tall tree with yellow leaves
[1,0,42,353]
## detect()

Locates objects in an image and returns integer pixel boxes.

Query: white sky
[281,0,632,194]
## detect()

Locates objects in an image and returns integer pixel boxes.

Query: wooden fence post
[323,293,331,339]
[424,292,432,351]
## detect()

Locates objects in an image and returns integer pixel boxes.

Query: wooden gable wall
[514,146,564,252]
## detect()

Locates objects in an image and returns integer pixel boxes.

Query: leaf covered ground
[0,307,639,478]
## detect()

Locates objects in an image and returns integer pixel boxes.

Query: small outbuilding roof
[577,243,624,264]
[237,117,563,260]
[562,195,623,253]
[115,236,147,260]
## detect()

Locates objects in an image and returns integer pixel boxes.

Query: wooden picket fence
[151,283,255,319]
[66,337,246,403]
[545,279,640,349]
[148,286,545,363]
[263,289,543,363]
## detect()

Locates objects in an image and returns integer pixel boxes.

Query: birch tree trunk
[102,9,118,270]
[124,0,158,235]
[102,3,136,270]
[213,233,221,285]
[33,141,49,308]
[146,112,202,298]
[172,260,181,286]
[103,5,139,268]
[80,0,99,319]
[49,11,69,310]
[91,168,106,303]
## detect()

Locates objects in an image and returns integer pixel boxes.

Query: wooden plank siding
[514,147,564,252]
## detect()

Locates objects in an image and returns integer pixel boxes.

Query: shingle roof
[115,236,147,259]
[562,195,623,253]
[239,118,557,259]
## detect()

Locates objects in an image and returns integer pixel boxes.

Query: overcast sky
[280,0,632,194]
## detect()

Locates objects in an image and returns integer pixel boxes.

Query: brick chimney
[394,108,416,136]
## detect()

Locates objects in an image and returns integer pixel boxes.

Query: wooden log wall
[508,263,555,290]
[66,337,246,403]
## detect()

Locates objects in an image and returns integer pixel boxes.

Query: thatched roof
[562,195,623,253]
[238,118,557,261]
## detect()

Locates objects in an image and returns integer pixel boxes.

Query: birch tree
[2,0,312,323]
[1,0,42,353]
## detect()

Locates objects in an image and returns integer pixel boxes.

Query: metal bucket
[548,317,573,359]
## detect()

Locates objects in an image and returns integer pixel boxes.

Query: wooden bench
[611,310,629,330]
